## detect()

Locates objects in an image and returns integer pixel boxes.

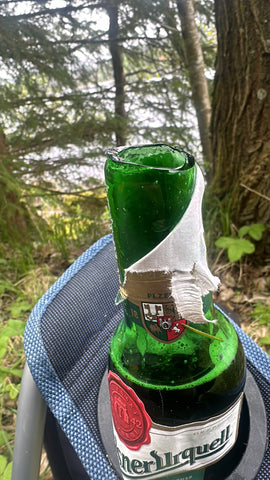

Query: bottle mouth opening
[106,144,195,171]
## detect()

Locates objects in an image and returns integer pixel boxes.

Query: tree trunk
[0,131,29,242]
[177,0,212,166]
[210,0,270,259]
[107,4,127,146]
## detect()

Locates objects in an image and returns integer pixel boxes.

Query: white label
[113,394,243,480]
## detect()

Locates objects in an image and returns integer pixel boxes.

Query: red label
[108,371,152,451]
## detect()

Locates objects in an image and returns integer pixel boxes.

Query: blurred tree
[0,1,115,242]
[0,1,116,182]
[107,1,127,146]
[209,0,270,261]
[119,0,216,151]
[0,0,216,244]
[177,0,212,165]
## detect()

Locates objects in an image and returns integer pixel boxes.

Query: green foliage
[0,431,11,450]
[215,223,266,262]
[0,320,25,362]
[251,303,270,326]
[251,303,270,352]
[0,281,19,297]
[46,189,110,258]
[0,0,219,248]
[238,223,266,241]
[0,313,25,470]
[260,337,270,346]
[0,182,111,471]
[215,237,255,262]
[251,302,270,353]
[253,303,270,353]
[7,301,32,319]
[0,244,35,283]
[0,455,12,480]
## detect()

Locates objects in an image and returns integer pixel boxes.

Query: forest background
[0,0,269,478]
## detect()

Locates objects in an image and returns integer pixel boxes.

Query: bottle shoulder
[109,311,246,391]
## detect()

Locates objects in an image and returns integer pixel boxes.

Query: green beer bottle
[105,144,246,480]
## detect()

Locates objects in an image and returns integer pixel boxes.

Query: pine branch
[1,87,115,108]
[4,2,108,20]
[52,34,167,48]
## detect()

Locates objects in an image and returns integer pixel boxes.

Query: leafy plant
[259,337,270,348]
[0,319,25,365]
[215,223,266,262]
[252,303,270,326]
[0,455,12,480]
[251,303,270,352]
[0,300,29,473]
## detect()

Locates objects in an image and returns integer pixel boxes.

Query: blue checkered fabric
[24,235,270,479]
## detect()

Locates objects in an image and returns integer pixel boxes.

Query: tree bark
[177,0,212,166]
[210,0,270,258]
[0,130,29,241]
[107,3,127,146]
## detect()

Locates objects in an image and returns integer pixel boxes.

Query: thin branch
[4,2,108,20]
[240,183,270,202]
[22,184,105,198]
[1,86,115,108]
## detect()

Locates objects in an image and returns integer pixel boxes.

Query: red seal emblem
[108,371,151,451]
[157,316,187,342]
[141,301,187,343]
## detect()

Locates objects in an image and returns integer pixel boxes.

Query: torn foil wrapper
[123,164,220,324]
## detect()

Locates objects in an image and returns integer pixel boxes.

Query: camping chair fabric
[21,234,270,479]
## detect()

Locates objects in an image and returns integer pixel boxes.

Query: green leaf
[0,336,9,359]
[259,336,270,346]
[8,319,25,335]
[215,237,255,262]
[0,280,19,296]
[252,303,270,325]
[5,383,19,400]
[238,226,249,238]
[0,430,11,448]
[238,223,265,240]
[2,461,12,480]
[228,239,255,262]
[0,365,23,378]
[1,320,25,338]
[8,300,31,318]
[215,236,235,249]
[0,455,7,475]
[248,223,265,241]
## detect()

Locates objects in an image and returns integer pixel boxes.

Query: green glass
[105,144,246,480]
[105,144,195,281]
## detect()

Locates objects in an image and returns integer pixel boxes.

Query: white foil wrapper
[124,165,220,324]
